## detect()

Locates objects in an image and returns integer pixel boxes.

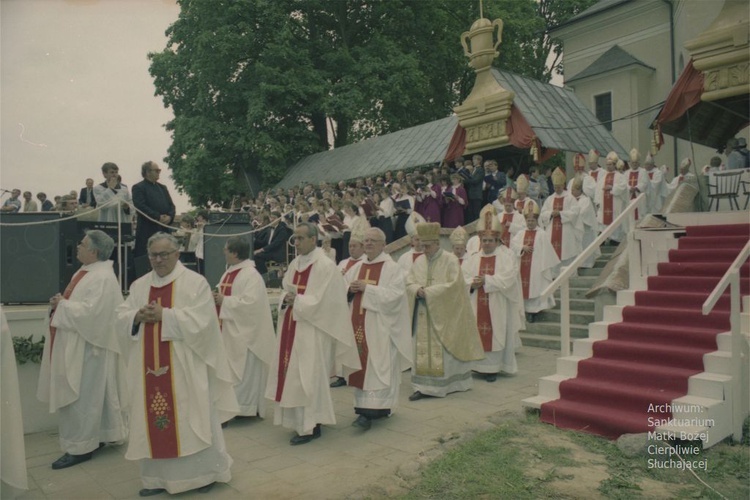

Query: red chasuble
[215,268,241,320]
[476,256,496,352]
[501,213,513,247]
[590,170,599,182]
[143,282,179,459]
[628,170,640,219]
[274,264,313,402]
[602,172,615,225]
[520,230,537,300]
[550,197,564,259]
[49,270,88,358]
[347,261,385,389]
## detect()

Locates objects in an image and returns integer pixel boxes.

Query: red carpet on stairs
[540,223,749,439]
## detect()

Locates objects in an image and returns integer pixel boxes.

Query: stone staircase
[520,244,617,350]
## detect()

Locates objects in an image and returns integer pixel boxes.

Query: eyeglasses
[148,250,177,260]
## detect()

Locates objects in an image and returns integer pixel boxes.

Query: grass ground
[362,412,749,499]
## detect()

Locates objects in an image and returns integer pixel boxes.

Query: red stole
[143,282,179,459]
[520,230,536,300]
[501,213,513,246]
[412,252,423,262]
[515,199,525,213]
[648,171,654,180]
[343,258,360,273]
[215,268,242,319]
[49,270,88,358]
[550,197,564,259]
[602,172,615,225]
[590,170,599,182]
[476,255,496,351]
[275,264,313,402]
[678,175,684,184]
[347,261,385,389]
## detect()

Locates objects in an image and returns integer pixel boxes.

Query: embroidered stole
[274,264,313,402]
[602,172,615,225]
[215,268,242,323]
[49,270,88,358]
[550,197,564,259]
[476,256,496,352]
[520,230,536,300]
[501,213,513,246]
[343,258,360,273]
[143,282,179,459]
[347,261,385,389]
[628,170,640,219]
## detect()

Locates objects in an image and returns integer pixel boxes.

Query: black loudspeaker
[202,223,253,288]
[1,213,79,304]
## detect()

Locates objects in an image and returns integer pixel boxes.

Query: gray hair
[147,232,180,251]
[297,222,318,240]
[366,227,386,242]
[85,230,115,261]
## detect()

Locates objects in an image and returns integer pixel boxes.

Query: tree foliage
[149,0,597,206]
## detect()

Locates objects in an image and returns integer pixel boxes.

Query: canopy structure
[275,69,626,189]
[651,59,748,152]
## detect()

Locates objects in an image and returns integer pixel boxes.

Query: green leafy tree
[149,0,595,206]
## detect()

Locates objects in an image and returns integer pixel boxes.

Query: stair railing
[540,193,646,356]
[702,239,750,443]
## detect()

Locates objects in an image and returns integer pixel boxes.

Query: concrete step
[654,394,731,447]
[578,267,603,276]
[554,287,591,300]
[570,276,598,288]
[550,298,595,312]
[522,394,552,410]
[520,321,589,337]
[536,308,596,325]
[521,333,568,351]
[688,372,732,401]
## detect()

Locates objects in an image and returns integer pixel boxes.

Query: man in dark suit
[463,154,485,223]
[253,211,292,275]
[78,178,97,208]
[132,161,176,263]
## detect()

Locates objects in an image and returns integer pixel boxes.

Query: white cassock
[540,192,582,267]
[37,260,128,455]
[462,247,524,375]
[594,170,629,242]
[344,252,412,413]
[1,309,28,498]
[217,260,275,418]
[397,249,423,276]
[117,262,238,494]
[510,228,560,314]
[265,248,360,435]
[573,194,601,268]
[644,168,667,214]
[567,174,596,201]
[93,183,132,223]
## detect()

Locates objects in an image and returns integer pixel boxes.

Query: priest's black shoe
[485,373,498,383]
[290,424,321,445]
[138,488,166,497]
[408,391,426,401]
[330,377,347,388]
[352,415,372,430]
[51,452,92,470]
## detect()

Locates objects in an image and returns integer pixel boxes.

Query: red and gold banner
[476,256,496,352]
[550,197,564,259]
[275,264,313,402]
[348,261,385,389]
[143,282,179,459]
[49,270,88,358]
[520,231,536,300]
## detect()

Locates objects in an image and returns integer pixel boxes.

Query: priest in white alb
[463,206,524,380]
[406,222,484,401]
[265,222,360,445]
[625,148,650,221]
[117,233,238,496]
[594,151,629,244]
[37,230,128,470]
[570,178,601,268]
[213,236,275,423]
[344,227,412,430]
[567,153,596,200]
[540,167,582,268]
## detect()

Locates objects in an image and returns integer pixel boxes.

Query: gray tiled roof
[491,69,627,157]
[566,45,654,83]
[276,70,627,189]
[275,116,457,189]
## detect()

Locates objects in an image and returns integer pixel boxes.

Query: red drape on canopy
[444,105,558,164]
[653,59,704,150]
